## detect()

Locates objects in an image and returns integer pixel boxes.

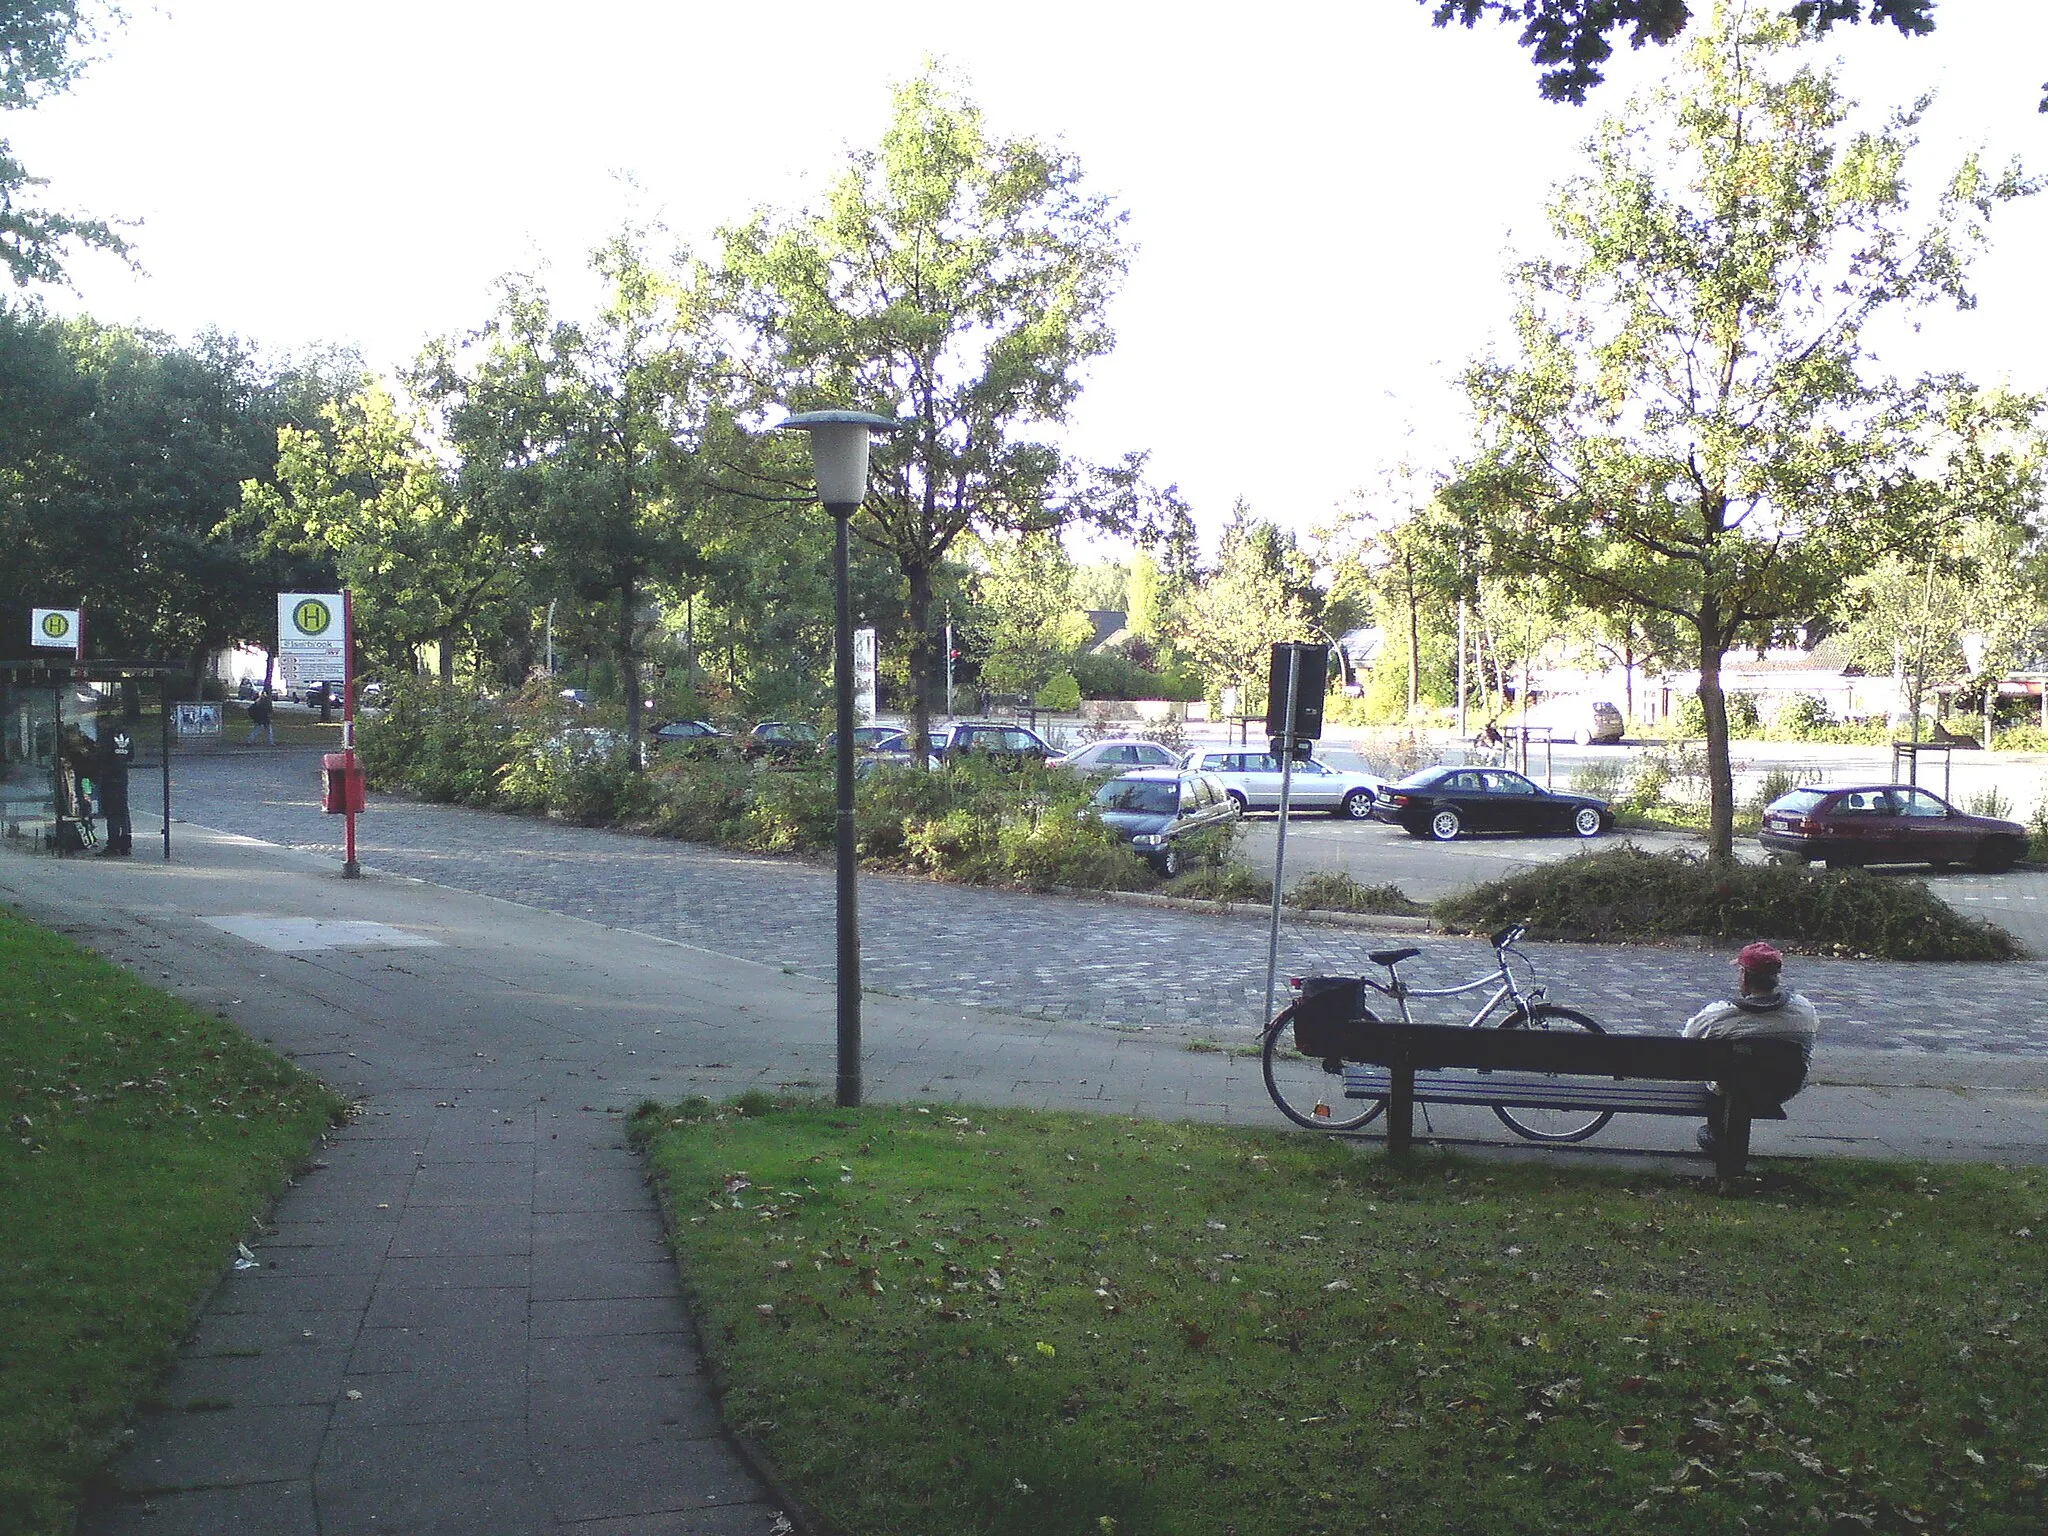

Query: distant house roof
[1084,609,1127,653]
[1722,636,1861,676]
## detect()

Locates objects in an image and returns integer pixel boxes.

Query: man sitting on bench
[1684,942,1818,1154]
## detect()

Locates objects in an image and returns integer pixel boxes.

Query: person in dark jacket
[244,690,275,746]
[95,718,134,855]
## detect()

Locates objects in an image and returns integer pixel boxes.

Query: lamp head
[775,409,903,514]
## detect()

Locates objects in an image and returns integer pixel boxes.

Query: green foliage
[1451,11,2044,860]
[1963,786,2015,821]
[1435,844,2020,960]
[356,678,513,806]
[1170,506,1321,714]
[1773,694,1836,739]
[645,754,755,843]
[1033,670,1081,713]
[994,811,1146,893]
[1566,758,1629,801]
[1,910,344,1536]
[1672,692,1755,738]
[1163,863,1271,904]
[637,1100,2046,1536]
[1069,649,1202,702]
[742,767,835,853]
[1285,871,1427,915]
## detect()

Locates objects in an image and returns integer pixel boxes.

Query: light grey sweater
[1682,990,1818,1059]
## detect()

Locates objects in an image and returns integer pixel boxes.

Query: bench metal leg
[1387,1065,1414,1156]
[1714,1102,1752,1178]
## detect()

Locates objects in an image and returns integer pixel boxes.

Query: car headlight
[1133,833,1166,847]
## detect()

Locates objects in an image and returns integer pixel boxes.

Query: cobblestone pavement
[138,749,2048,1058]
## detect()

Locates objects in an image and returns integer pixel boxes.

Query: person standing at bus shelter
[95,716,134,856]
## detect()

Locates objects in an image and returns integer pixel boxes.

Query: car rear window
[1768,790,1827,814]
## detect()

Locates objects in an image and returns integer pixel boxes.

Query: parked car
[936,720,1059,767]
[742,721,822,763]
[1758,784,2029,872]
[1085,768,1241,876]
[1181,748,1387,819]
[1514,696,1626,746]
[823,725,908,755]
[1372,765,1614,841]
[1053,738,1183,776]
[649,719,730,756]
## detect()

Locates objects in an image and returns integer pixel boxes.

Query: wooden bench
[1324,1018,1805,1177]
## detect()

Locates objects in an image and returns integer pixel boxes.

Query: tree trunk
[1404,554,1420,717]
[617,580,642,760]
[436,630,456,690]
[1696,618,1736,863]
[906,560,934,758]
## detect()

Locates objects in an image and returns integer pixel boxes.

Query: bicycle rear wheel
[1492,1003,1615,1144]
[1261,1002,1386,1132]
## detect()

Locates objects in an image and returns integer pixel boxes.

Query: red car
[1758,784,2028,872]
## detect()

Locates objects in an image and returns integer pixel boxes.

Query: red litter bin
[321,753,365,815]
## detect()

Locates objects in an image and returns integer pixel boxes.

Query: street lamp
[776,409,901,1107]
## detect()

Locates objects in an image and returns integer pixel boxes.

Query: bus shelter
[0,658,180,858]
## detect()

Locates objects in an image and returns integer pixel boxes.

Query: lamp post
[776,409,901,1107]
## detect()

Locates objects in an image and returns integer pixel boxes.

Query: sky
[16,1,2048,552]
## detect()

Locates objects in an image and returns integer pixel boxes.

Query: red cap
[1736,941,1783,971]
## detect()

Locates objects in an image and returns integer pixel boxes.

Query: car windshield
[1093,780,1177,815]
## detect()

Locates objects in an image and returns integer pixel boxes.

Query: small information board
[174,703,222,736]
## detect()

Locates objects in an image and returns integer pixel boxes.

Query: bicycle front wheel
[1492,1003,1615,1144]
[1261,1002,1386,1132]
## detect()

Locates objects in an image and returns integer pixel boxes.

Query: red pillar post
[342,590,359,878]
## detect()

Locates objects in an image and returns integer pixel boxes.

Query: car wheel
[1429,808,1461,842]
[1158,845,1183,879]
[1339,789,1374,820]
[1573,728,1592,746]
[1973,839,2019,875]
[1572,806,1602,838]
[1225,790,1248,813]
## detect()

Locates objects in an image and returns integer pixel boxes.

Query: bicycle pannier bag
[1291,976,1368,1059]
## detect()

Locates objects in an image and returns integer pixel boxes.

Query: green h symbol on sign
[293,598,333,636]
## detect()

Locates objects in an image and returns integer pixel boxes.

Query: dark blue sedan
[1371,766,1613,842]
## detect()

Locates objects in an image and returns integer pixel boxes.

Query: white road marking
[199,916,442,953]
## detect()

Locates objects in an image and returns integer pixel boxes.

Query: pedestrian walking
[94,717,135,855]
[243,690,275,746]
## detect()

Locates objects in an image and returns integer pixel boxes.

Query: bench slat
[1342,1067,1722,1116]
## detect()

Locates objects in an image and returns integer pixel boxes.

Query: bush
[1286,871,1427,915]
[995,813,1148,892]
[742,767,835,852]
[1568,759,1629,801]
[356,680,514,806]
[1433,844,2020,961]
[1163,864,1272,903]
[1673,691,1760,738]
[1773,694,1834,738]
[645,755,755,843]
[1034,670,1082,712]
[1963,785,2014,821]
[1749,767,1798,813]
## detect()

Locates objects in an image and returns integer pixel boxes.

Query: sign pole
[342,590,359,879]
[1262,645,1302,1028]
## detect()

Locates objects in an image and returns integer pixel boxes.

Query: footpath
[3,822,2046,1536]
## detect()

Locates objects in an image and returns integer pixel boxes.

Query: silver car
[1052,738,1184,775]
[1180,748,1386,819]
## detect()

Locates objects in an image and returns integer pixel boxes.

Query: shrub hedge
[1433,843,2020,961]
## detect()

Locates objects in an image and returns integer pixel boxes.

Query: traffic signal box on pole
[1265,642,1329,761]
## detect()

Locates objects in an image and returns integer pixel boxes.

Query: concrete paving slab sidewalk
[4,824,2047,1536]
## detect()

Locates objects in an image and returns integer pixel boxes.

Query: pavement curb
[1053,886,1435,931]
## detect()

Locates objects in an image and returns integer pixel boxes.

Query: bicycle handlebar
[1489,923,1527,952]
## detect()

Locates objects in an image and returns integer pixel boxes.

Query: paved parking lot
[129,749,2048,1058]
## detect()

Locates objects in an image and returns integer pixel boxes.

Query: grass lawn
[0,906,345,1536]
[635,1097,2045,1536]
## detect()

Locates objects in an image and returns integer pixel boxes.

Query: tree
[238,383,524,685]
[426,232,719,755]
[1172,506,1322,718]
[1450,7,2044,859]
[1421,0,1937,106]
[722,66,1132,754]
[965,533,1094,701]
[0,0,130,284]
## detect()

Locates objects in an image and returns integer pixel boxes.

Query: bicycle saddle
[1368,947,1421,967]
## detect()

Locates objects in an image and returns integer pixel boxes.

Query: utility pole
[944,610,955,719]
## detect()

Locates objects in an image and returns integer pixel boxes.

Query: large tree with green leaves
[425,232,722,754]
[1450,6,2045,859]
[721,66,1133,752]
[1172,506,1324,719]
[0,0,130,284]
[237,382,525,684]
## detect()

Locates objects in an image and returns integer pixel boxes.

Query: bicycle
[1260,923,1614,1144]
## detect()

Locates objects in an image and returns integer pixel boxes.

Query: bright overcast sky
[18,1,2048,550]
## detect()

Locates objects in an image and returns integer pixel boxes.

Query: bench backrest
[1302,1015,1805,1084]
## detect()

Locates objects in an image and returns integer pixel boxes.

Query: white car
[1514,696,1626,746]
[1052,738,1184,775]
[1180,748,1387,819]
